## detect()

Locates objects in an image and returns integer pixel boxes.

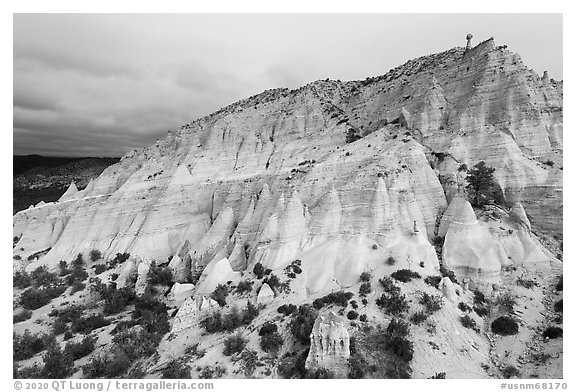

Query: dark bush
[71,314,111,334]
[200,311,223,333]
[147,261,173,286]
[517,277,537,289]
[359,314,368,322]
[359,272,371,282]
[63,331,73,341]
[41,343,74,378]
[460,315,479,332]
[253,263,265,279]
[544,160,554,167]
[289,305,318,345]
[223,333,247,356]
[439,265,458,284]
[376,291,409,315]
[458,302,472,312]
[31,266,59,287]
[71,280,86,294]
[420,293,444,313]
[313,291,354,309]
[430,372,447,379]
[347,310,359,320]
[162,359,191,379]
[277,350,308,379]
[502,365,520,379]
[13,330,53,361]
[20,284,67,310]
[14,364,43,379]
[495,292,517,312]
[132,295,170,336]
[391,269,421,283]
[235,280,253,294]
[260,332,284,354]
[211,284,229,307]
[64,335,96,360]
[491,316,519,336]
[259,322,278,336]
[13,309,33,323]
[14,270,33,289]
[222,306,243,332]
[263,274,282,292]
[359,282,372,297]
[110,253,130,268]
[306,368,335,378]
[410,311,428,325]
[93,264,107,275]
[556,275,563,291]
[543,326,563,340]
[379,276,401,294]
[58,261,70,276]
[473,290,487,305]
[474,305,490,317]
[92,281,136,315]
[554,299,563,313]
[385,319,414,362]
[386,256,396,265]
[277,304,297,316]
[90,249,102,262]
[424,275,442,288]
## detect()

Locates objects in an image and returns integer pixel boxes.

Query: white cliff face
[13,37,561,293]
[305,312,350,378]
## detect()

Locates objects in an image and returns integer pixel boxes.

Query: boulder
[256,283,274,304]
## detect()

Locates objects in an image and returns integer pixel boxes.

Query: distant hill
[13,155,120,214]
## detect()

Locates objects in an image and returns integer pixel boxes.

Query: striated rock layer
[13,37,561,292]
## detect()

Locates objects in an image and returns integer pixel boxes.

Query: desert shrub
[410,311,428,325]
[13,330,53,361]
[391,269,421,283]
[385,319,414,362]
[460,315,479,332]
[200,311,223,333]
[110,273,119,281]
[14,364,43,379]
[64,335,96,360]
[556,275,563,291]
[277,350,308,379]
[211,284,229,307]
[13,309,33,324]
[66,256,88,285]
[359,314,368,322]
[347,310,359,320]
[346,129,362,143]
[502,365,520,379]
[359,272,372,282]
[491,316,519,336]
[243,301,260,323]
[63,331,73,340]
[253,263,265,279]
[473,290,487,305]
[58,261,70,276]
[350,300,358,309]
[260,332,284,354]
[20,284,67,310]
[112,328,160,361]
[439,265,458,283]
[420,293,444,313]
[458,302,472,312]
[263,274,282,292]
[71,280,86,294]
[110,252,130,268]
[379,276,401,293]
[289,305,318,345]
[41,343,74,379]
[222,306,243,332]
[348,350,369,379]
[147,261,173,286]
[235,280,253,294]
[31,266,59,287]
[544,160,554,167]
[277,304,297,316]
[132,295,170,336]
[424,275,442,288]
[82,354,109,378]
[53,318,68,335]
[359,282,372,297]
[14,270,33,289]
[284,259,303,279]
[223,333,247,356]
[259,322,278,336]
[93,264,107,275]
[198,365,226,379]
[376,291,409,315]
[386,256,396,265]
[430,372,447,379]
[473,305,489,317]
[92,281,136,315]
[184,343,206,359]
[543,326,563,340]
[71,314,110,334]
[90,249,102,262]
[313,291,354,309]
[495,292,517,312]
[162,359,191,379]
[554,299,563,313]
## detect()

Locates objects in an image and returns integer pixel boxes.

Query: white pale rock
[305,312,350,378]
[59,182,79,202]
[440,276,457,301]
[256,283,274,304]
[169,282,195,302]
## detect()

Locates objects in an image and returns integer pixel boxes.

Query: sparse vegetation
[347,310,359,320]
[235,280,253,294]
[359,282,372,297]
[313,291,354,309]
[64,335,97,360]
[162,359,191,379]
[90,249,102,262]
[386,256,396,265]
[466,161,503,207]
[379,276,401,294]
[420,293,444,313]
[376,291,409,316]
[502,365,520,379]
[495,291,517,313]
[13,270,32,289]
[211,284,229,306]
[13,309,33,323]
[517,276,537,289]
[20,284,67,310]
[277,303,297,316]
[93,264,107,274]
[289,305,318,345]
[13,330,54,361]
[410,311,428,325]
[458,302,472,312]
[554,299,563,313]
[253,262,265,279]
[543,326,563,340]
[71,314,111,334]
[460,314,479,332]
[359,271,372,282]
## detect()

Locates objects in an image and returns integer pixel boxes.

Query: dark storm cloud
[13,14,562,158]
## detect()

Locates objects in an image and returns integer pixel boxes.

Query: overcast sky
[13,13,562,157]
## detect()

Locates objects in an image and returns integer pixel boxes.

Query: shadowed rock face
[13,38,561,292]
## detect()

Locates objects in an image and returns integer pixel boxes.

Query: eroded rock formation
[305,312,350,377]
